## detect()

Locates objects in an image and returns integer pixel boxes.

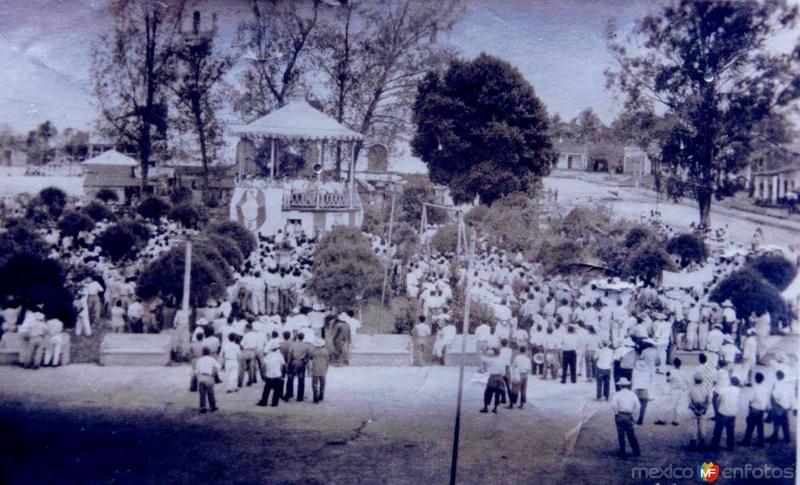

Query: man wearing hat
[310,337,330,403]
[652,312,672,374]
[706,322,725,354]
[257,340,285,407]
[741,328,758,385]
[611,377,641,457]
[689,371,710,450]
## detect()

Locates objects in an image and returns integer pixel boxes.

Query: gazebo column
[270,138,276,179]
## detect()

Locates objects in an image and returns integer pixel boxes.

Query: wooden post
[449,237,474,485]
[181,239,192,312]
[380,190,397,308]
[270,138,276,179]
[349,142,356,207]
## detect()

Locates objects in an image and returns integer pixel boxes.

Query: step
[443,334,480,367]
[350,333,412,366]
[99,333,172,366]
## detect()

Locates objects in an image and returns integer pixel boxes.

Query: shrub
[38,186,68,218]
[399,178,447,226]
[464,204,489,228]
[747,253,797,291]
[711,269,794,330]
[431,224,459,255]
[480,193,539,253]
[169,186,194,205]
[96,220,150,262]
[209,220,256,257]
[537,237,583,274]
[627,243,673,285]
[192,240,234,284]
[666,233,708,268]
[57,210,94,238]
[361,203,387,236]
[451,283,497,333]
[0,219,49,265]
[206,233,244,271]
[391,223,418,265]
[593,235,628,277]
[137,196,171,221]
[168,203,205,229]
[95,188,119,203]
[308,226,383,310]
[137,246,226,307]
[624,225,654,249]
[392,298,420,334]
[82,201,116,222]
[561,205,613,241]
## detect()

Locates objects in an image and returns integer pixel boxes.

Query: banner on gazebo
[229,187,284,235]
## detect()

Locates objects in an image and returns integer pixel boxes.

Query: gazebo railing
[282,188,360,210]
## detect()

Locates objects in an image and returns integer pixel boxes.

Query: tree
[607,1,800,226]
[97,220,151,262]
[628,243,673,286]
[27,186,68,223]
[308,226,383,310]
[137,196,171,221]
[747,253,797,291]
[137,245,226,307]
[574,107,603,146]
[399,177,447,226]
[0,220,49,266]
[206,233,244,271]
[58,211,95,239]
[234,0,320,119]
[62,129,90,161]
[25,121,59,165]
[315,0,458,176]
[711,268,794,330]
[168,203,205,229]
[169,185,194,205]
[92,0,185,193]
[208,221,256,257]
[172,11,232,202]
[412,54,555,204]
[0,253,77,327]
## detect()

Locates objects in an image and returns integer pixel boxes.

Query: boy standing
[194,348,221,413]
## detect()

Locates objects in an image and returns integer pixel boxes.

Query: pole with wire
[449,223,474,485]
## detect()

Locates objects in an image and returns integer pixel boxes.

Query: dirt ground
[0,364,795,484]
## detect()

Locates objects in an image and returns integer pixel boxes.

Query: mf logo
[698,462,720,482]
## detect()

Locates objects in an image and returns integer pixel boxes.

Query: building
[622,146,652,177]
[554,139,588,171]
[751,144,800,204]
[229,93,364,237]
[81,150,140,203]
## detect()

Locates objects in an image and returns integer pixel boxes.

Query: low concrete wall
[99,333,172,367]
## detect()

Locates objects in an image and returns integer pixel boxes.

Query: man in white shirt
[652,314,672,374]
[194,348,221,413]
[709,376,741,452]
[257,342,286,407]
[611,377,641,458]
[705,323,725,353]
[480,348,506,414]
[768,370,795,443]
[433,321,457,363]
[595,342,613,400]
[740,372,770,447]
[560,326,578,384]
[413,317,432,366]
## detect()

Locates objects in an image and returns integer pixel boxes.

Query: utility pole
[380,189,397,308]
[181,239,192,312]
[449,230,474,485]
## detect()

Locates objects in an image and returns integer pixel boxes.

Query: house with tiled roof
[751,143,800,204]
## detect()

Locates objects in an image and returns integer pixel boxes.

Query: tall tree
[172,10,233,202]
[25,121,58,165]
[412,54,555,205]
[574,107,603,146]
[234,0,320,119]
[607,1,799,226]
[92,0,185,193]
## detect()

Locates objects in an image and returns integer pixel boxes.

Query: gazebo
[229,94,365,237]
[81,149,140,203]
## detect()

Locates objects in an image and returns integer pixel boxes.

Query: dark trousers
[240,351,257,386]
[312,375,326,402]
[561,350,577,383]
[531,347,544,375]
[259,377,283,406]
[615,413,640,456]
[483,375,504,409]
[742,408,765,446]
[710,414,735,451]
[596,368,610,400]
[285,366,306,401]
[770,409,791,442]
[198,378,216,411]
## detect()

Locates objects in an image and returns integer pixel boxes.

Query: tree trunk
[697,190,712,229]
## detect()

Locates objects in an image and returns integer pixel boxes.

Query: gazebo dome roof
[81,149,138,167]
[231,95,364,142]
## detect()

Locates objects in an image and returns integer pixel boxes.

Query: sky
[0,0,797,171]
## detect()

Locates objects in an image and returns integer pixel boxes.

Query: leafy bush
[464,204,489,227]
[399,178,447,226]
[560,205,613,241]
[391,223,418,265]
[137,196,171,221]
[711,268,794,330]
[57,210,94,238]
[0,252,76,327]
[747,253,797,291]
[624,225,654,249]
[169,186,194,205]
[361,203,388,236]
[96,220,151,262]
[206,233,244,271]
[209,221,256,257]
[308,226,383,310]
[537,237,583,274]
[168,203,205,229]
[592,235,628,277]
[38,187,68,217]
[191,240,234,284]
[392,298,421,334]
[666,233,708,268]
[137,246,226,307]
[431,224,459,255]
[480,193,539,253]
[0,219,49,265]
[82,201,116,222]
[95,188,119,203]
[627,242,673,285]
